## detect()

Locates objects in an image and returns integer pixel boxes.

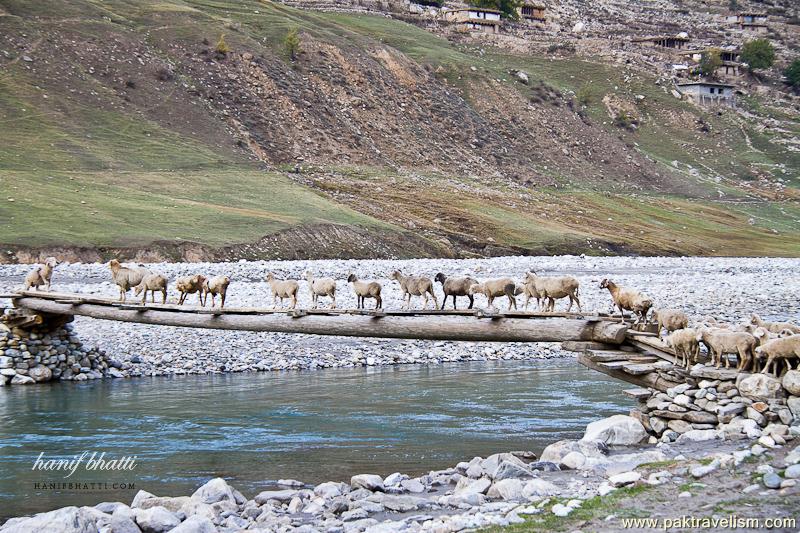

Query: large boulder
[133,506,180,533]
[737,374,784,401]
[454,476,491,495]
[522,478,560,498]
[782,370,800,396]
[540,439,608,463]
[0,506,104,533]
[165,515,216,533]
[582,415,647,445]
[486,479,525,501]
[191,478,236,505]
[480,453,528,477]
[491,460,535,480]
[253,489,298,504]
[350,474,384,492]
[28,365,52,382]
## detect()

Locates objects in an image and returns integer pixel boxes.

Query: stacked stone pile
[0,324,115,385]
[631,365,800,447]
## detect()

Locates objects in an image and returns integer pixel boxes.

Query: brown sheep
[24,257,59,291]
[652,308,689,340]
[391,270,437,310]
[599,279,652,324]
[133,274,167,304]
[176,275,207,306]
[434,273,478,310]
[203,276,231,308]
[109,260,152,302]
[750,313,800,335]
[347,274,382,309]
[666,328,700,370]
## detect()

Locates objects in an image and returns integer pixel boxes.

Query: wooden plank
[578,353,682,392]
[599,361,630,370]
[623,388,652,400]
[586,350,633,362]
[0,293,20,299]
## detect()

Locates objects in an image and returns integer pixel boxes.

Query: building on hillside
[680,47,742,77]
[443,7,502,33]
[727,12,768,33]
[517,1,546,23]
[677,81,736,107]
[633,35,690,50]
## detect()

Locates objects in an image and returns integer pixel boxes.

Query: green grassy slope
[0,0,797,258]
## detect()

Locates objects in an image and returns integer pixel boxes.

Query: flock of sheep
[21,258,800,377]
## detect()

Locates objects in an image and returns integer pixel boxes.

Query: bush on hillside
[784,59,800,91]
[466,0,522,20]
[740,39,775,71]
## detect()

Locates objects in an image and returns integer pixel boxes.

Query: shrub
[284,27,301,61]
[784,59,800,90]
[576,84,593,107]
[215,34,230,55]
[613,111,637,130]
[699,48,722,77]
[740,39,775,71]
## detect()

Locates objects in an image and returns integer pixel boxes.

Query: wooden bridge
[1,290,692,393]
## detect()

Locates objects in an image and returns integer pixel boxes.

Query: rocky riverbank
[2,408,798,533]
[1,256,798,380]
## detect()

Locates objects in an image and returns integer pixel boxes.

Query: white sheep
[391,270,437,310]
[176,275,207,306]
[266,273,299,309]
[468,278,517,310]
[524,271,581,312]
[305,270,336,309]
[752,327,795,373]
[652,308,689,340]
[108,259,152,302]
[24,257,59,291]
[696,327,757,371]
[750,313,800,335]
[347,274,382,309]
[757,334,800,376]
[133,273,167,304]
[203,275,231,308]
[599,279,652,324]
[666,328,699,370]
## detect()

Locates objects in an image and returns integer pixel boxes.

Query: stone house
[727,12,768,33]
[677,81,736,107]
[443,7,502,33]
[518,1,546,23]
[681,47,742,78]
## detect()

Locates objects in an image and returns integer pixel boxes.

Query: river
[0,358,631,520]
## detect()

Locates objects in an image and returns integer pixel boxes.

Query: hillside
[0,0,798,261]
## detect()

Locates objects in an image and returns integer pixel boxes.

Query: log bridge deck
[1,290,691,392]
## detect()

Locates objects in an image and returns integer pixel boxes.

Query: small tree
[284,27,301,61]
[784,59,800,90]
[699,48,722,77]
[215,34,230,55]
[576,84,592,107]
[467,0,522,20]
[740,39,775,72]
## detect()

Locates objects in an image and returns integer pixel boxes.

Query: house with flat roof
[633,35,690,50]
[681,47,742,78]
[678,81,736,107]
[518,1,546,23]
[727,12,768,33]
[443,7,502,33]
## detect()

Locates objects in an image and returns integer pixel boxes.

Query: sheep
[599,279,652,324]
[524,272,581,312]
[751,327,795,372]
[23,257,59,291]
[750,313,800,335]
[202,275,231,308]
[468,278,517,310]
[108,259,152,302]
[266,273,299,309]
[305,270,337,309]
[696,327,757,371]
[176,275,207,306]
[347,274,382,309]
[133,274,167,304]
[666,328,700,370]
[391,270,438,310]
[434,273,478,310]
[757,334,800,376]
[652,308,689,340]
